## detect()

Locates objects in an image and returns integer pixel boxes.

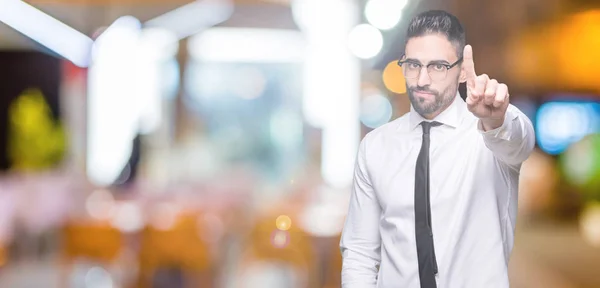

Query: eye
[408,63,420,69]
[431,64,446,71]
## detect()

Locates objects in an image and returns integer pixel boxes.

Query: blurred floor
[510,221,600,288]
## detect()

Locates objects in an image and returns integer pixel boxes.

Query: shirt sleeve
[340,137,382,287]
[477,104,536,169]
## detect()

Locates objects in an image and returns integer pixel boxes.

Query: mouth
[413,90,435,98]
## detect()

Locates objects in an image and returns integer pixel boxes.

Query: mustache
[409,86,438,95]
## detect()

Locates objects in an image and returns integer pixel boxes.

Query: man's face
[403,34,465,118]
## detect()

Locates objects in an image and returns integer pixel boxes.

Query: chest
[368,126,497,215]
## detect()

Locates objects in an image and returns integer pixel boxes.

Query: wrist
[480,117,504,131]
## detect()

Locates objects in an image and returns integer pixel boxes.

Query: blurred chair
[236,210,318,288]
[136,212,214,288]
[60,220,124,287]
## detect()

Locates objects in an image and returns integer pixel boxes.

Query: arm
[478,104,536,168]
[460,45,535,168]
[340,138,381,287]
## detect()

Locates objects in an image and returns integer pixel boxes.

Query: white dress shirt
[340,93,535,288]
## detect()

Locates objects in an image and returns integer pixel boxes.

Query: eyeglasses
[397,56,463,81]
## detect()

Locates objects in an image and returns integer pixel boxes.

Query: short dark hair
[405,10,465,57]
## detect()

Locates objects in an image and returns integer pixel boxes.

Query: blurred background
[0,0,599,287]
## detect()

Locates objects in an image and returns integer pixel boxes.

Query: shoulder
[360,113,410,152]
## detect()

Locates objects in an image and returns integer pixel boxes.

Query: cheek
[442,72,461,89]
[405,78,417,88]
[451,70,464,83]
[436,80,458,95]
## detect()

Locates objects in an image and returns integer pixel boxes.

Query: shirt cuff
[477,108,517,141]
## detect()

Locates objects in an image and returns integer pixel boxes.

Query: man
[340,10,535,288]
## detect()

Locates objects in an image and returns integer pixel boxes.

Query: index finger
[463,45,477,88]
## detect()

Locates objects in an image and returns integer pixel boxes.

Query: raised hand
[462,45,509,130]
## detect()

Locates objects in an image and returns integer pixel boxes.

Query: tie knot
[420,121,442,134]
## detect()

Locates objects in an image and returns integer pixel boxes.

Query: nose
[416,66,431,87]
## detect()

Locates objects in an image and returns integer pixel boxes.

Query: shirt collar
[408,91,466,131]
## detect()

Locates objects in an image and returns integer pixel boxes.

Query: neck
[422,111,442,120]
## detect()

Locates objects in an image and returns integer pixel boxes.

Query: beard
[407,82,458,117]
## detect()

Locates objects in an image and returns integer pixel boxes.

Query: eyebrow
[404,58,451,65]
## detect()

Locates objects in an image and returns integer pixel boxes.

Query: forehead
[404,34,457,62]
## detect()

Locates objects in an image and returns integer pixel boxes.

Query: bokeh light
[536,101,600,155]
[580,202,600,248]
[347,24,383,59]
[299,203,346,237]
[84,266,114,288]
[110,201,144,233]
[271,230,290,249]
[149,202,180,231]
[556,10,600,90]
[85,189,116,220]
[364,0,407,30]
[360,92,393,129]
[382,60,406,94]
[275,215,292,231]
[560,133,600,198]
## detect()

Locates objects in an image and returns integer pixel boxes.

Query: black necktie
[415,121,442,288]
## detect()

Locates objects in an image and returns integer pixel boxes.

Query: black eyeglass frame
[397,55,464,79]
